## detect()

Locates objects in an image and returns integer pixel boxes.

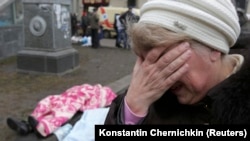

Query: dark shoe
[28,116,43,138]
[28,116,38,131]
[116,44,122,48]
[7,117,32,135]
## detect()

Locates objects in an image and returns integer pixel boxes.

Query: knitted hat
[139,0,241,54]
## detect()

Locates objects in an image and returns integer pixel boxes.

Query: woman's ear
[209,49,221,62]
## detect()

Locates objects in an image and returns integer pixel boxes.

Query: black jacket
[105,47,250,125]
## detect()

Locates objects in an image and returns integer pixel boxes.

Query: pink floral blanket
[30,84,117,137]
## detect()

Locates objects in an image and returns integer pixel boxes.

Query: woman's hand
[125,42,192,115]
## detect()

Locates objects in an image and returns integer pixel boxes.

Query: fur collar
[208,48,250,124]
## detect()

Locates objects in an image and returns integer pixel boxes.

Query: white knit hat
[139,0,241,54]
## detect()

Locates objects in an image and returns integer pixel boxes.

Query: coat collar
[207,48,250,124]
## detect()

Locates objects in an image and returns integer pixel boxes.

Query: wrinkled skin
[125,41,223,116]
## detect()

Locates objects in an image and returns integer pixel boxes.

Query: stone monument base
[17,48,79,75]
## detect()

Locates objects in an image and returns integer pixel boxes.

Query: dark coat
[104,47,250,125]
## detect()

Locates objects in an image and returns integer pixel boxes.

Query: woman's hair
[127,22,220,58]
[127,22,191,56]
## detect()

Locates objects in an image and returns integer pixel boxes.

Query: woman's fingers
[126,42,192,112]
[161,48,191,78]
[143,46,167,65]
[144,42,190,66]
[164,63,189,87]
[156,42,190,70]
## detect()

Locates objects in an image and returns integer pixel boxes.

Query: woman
[104,0,250,124]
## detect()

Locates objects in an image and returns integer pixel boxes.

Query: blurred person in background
[71,13,78,36]
[89,7,100,48]
[114,13,125,48]
[81,9,90,37]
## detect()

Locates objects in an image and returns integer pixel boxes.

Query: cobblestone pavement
[0,40,137,141]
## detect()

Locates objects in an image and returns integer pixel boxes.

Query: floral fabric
[30,84,117,137]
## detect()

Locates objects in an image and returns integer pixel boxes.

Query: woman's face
[140,45,216,105]
[170,47,213,104]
